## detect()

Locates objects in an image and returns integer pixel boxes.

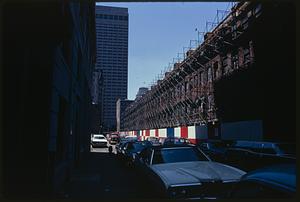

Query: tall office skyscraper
[95,5,128,131]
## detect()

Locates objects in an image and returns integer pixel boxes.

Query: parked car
[109,134,119,144]
[115,141,127,156]
[134,145,246,199]
[91,134,108,148]
[233,141,296,157]
[158,137,166,145]
[198,140,235,162]
[146,137,161,145]
[122,141,152,167]
[124,136,138,142]
[224,141,296,171]
[115,136,138,156]
[162,137,192,146]
[227,164,296,198]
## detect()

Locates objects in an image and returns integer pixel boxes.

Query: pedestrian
[108,145,113,155]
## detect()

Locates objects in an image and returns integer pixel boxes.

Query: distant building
[91,69,103,105]
[116,98,134,132]
[95,5,129,132]
[135,87,148,100]
[91,69,103,133]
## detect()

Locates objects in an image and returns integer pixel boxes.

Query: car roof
[93,134,104,137]
[235,140,293,145]
[199,139,234,143]
[164,137,188,139]
[234,141,276,148]
[151,144,196,150]
[242,164,296,192]
[147,136,159,139]
[120,139,137,143]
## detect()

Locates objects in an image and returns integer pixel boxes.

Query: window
[140,148,152,164]
[199,72,202,85]
[152,147,209,164]
[244,48,250,64]
[94,136,105,140]
[232,53,238,69]
[213,62,218,79]
[276,143,296,156]
[126,142,134,150]
[254,4,262,16]
[222,56,228,67]
[185,81,189,93]
[96,14,103,18]
[208,67,212,82]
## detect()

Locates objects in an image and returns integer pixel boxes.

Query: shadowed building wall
[2,0,96,198]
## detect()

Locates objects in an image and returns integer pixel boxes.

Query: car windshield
[120,137,130,142]
[94,136,105,139]
[276,143,296,155]
[152,147,209,164]
[125,137,137,141]
[234,141,253,148]
[140,141,152,147]
[148,137,158,141]
[133,143,146,151]
[164,138,187,144]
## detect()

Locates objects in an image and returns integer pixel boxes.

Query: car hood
[151,161,246,188]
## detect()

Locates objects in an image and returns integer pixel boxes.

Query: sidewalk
[63,150,152,199]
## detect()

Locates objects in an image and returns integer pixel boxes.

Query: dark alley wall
[2,0,96,198]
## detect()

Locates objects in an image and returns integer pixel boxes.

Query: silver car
[135,145,246,199]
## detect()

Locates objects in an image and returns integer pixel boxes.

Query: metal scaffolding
[123,1,260,131]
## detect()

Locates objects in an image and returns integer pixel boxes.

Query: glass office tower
[95,5,128,131]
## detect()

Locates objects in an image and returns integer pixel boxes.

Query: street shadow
[65,147,156,200]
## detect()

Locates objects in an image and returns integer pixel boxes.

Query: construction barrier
[150,129,155,137]
[120,120,264,143]
[120,125,210,144]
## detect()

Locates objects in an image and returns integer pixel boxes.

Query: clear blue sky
[96,2,233,100]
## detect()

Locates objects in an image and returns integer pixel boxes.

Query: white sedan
[91,134,108,148]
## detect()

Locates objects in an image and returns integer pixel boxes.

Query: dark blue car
[198,140,234,162]
[224,141,296,171]
[122,141,152,167]
[228,164,296,198]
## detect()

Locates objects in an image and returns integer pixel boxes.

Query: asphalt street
[63,144,154,199]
